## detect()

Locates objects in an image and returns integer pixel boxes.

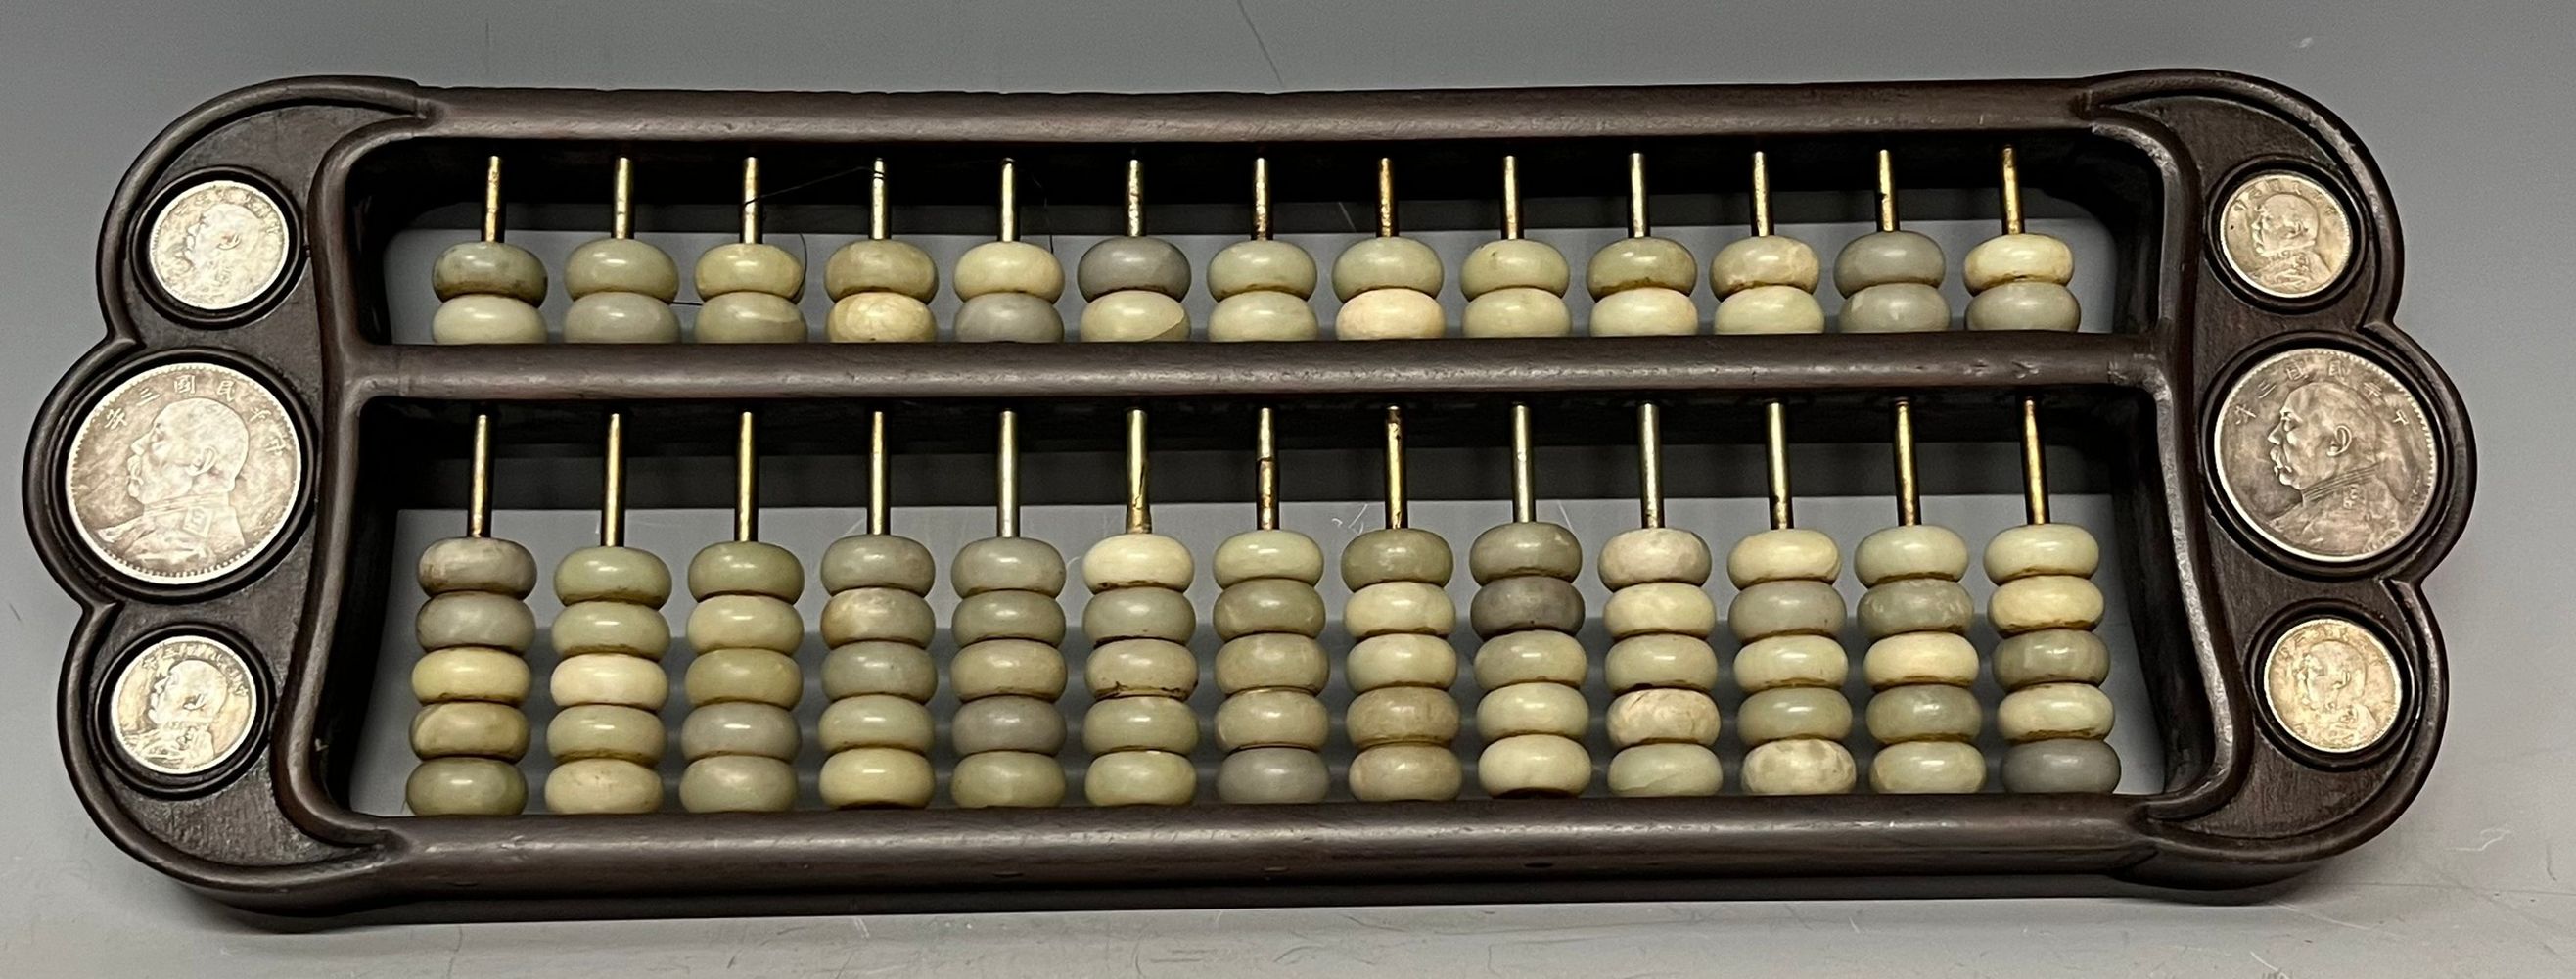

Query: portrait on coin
[2247,191,2333,295]
[2278,635,2388,752]
[95,397,252,573]
[2264,377,2403,553]
[126,655,235,771]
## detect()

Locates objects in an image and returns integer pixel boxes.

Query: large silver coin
[2260,616,2402,755]
[109,633,260,776]
[64,361,302,585]
[146,178,293,313]
[2217,170,2353,301]
[2212,348,2436,563]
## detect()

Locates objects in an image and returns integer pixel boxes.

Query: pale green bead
[412,647,530,706]
[1331,236,1444,301]
[1081,585,1197,643]
[827,292,936,343]
[1832,230,1944,295]
[432,294,547,345]
[1710,235,1820,295]
[1963,232,2074,291]
[822,640,937,701]
[410,700,529,761]
[679,754,797,813]
[1857,578,1976,639]
[684,647,803,709]
[1726,527,1841,587]
[819,586,935,647]
[2001,738,2120,793]
[1474,680,1588,740]
[685,593,805,653]
[1345,633,1457,691]
[1603,633,1719,693]
[1854,523,1969,586]
[1998,682,2115,742]
[1081,696,1200,754]
[1478,733,1590,798]
[1335,287,1445,340]
[552,600,671,660]
[1838,283,1950,334]
[1083,749,1197,807]
[819,746,936,810]
[688,540,805,601]
[1208,290,1319,341]
[566,236,679,302]
[953,240,1065,301]
[1080,289,1189,342]
[1215,688,1328,750]
[1713,284,1826,335]
[820,534,936,595]
[1989,576,2105,634]
[406,756,527,816]
[953,291,1064,343]
[548,651,667,711]
[1212,529,1323,587]
[1730,633,1849,693]
[553,545,670,606]
[546,704,663,764]
[952,536,1066,596]
[1863,631,1980,690]
[1468,521,1583,585]
[1083,532,1195,591]
[825,238,939,302]
[1461,286,1573,338]
[1964,280,2080,332]
[1726,580,1847,642]
[694,291,805,343]
[1347,743,1461,802]
[417,590,534,653]
[949,750,1067,808]
[1736,686,1853,745]
[565,291,682,344]
[1602,580,1715,639]
[1606,687,1721,747]
[1606,742,1722,797]
[680,700,799,761]
[1344,581,1455,639]
[950,638,1068,700]
[1599,527,1713,589]
[1469,575,1585,639]
[1207,239,1317,300]
[1341,527,1453,588]
[1869,740,1987,794]
[1983,523,2101,582]
[1865,683,1983,744]
[1077,236,1191,300]
[1992,629,2110,690]
[1218,746,1329,804]
[1738,738,1857,796]
[1586,236,1696,299]
[1460,238,1570,298]
[1588,286,1699,337]
[953,589,1067,645]
[542,757,661,814]
[418,536,537,598]
[1346,685,1460,748]
[1215,579,1327,640]
[1214,632,1330,694]
[434,240,547,303]
[1084,637,1197,699]
[950,695,1066,755]
[694,242,804,299]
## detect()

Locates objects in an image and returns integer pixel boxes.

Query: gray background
[5,1,2568,976]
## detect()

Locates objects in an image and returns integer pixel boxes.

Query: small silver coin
[2260,616,2402,755]
[64,361,302,585]
[109,634,260,776]
[2217,170,2353,300]
[146,178,293,313]
[2212,348,2436,563]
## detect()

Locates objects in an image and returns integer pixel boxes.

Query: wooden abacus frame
[28,71,2470,918]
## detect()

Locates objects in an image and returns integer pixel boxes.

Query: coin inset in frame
[108,633,261,777]
[2217,170,2353,301]
[63,361,303,585]
[2261,616,2403,756]
[2212,348,2437,564]
[145,178,294,313]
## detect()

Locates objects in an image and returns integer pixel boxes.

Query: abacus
[30,72,2472,917]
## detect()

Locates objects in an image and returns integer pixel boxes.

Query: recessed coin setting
[146,177,294,314]
[2217,169,2353,301]
[2211,347,2437,564]
[108,633,262,777]
[63,360,304,586]
[2260,616,2403,756]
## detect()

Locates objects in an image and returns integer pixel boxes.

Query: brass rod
[612,157,633,239]
[1628,151,1649,238]
[1501,155,1523,240]
[1510,401,1536,524]
[1893,398,1919,527]
[868,409,889,536]
[2021,396,2049,525]
[734,410,758,541]
[2001,145,2024,235]
[997,409,1020,537]
[1375,157,1395,237]
[1383,405,1406,529]
[1256,406,1279,532]
[740,157,760,244]
[999,159,1019,243]
[1751,150,1773,237]
[1125,158,1144,238]
[870,157,889,241]
[1766,400,1792,530]
[1875,149,1897,233]
[1126,406,1151,535]
[1637,402,1665,530]
[481,156,502,243]
[467,412,492,538]
[602,412,625,547]
[1253,156,1273,241]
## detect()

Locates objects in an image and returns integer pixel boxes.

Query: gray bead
[418,536,537,598]
[1468,521,1583,585]
[953,589,1067,645]
[2001,737,2121,793]
[1217,747,1329,804]
[951,536,1067,597]
[1341,527,1454,588]
[687,540,805,602]
[955,292,1065,343]
[1468,576,1586,639]
[821,534,936,595]
[1832,230,1945,294]
[1213,579,1327,640]
[1726,580,1847,642]
[1965,280,2081,332]
[1992,629,2112,690]
[417,591,535,653]
[1838,283,1951,334]
[1864,683,1983,744]
[1857,578,1975,640]
[1077,236,1192,300]
[1081,586,1197,643]
[950,694,1066,755]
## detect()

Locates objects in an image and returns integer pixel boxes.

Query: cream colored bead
[1331,236,1444,300]
[1081,585,1196,643]
[1604,633,1719,693]
[413,646,530,706]
[1606,687,1720,747]
[1478,734,1590,798]
[432,294,547,345]
[1474,629,1587,688]
[1998,682,2115,742]
[684,647,801,708]
[1346,686,1460,748]
[951,536,1067,596]
[1345,633,1458,691]
[950,638,1067,700]
[1347,743,1460,802]
[1216,689,1328,750]
[694,291,805,343]
[1713,285,1826,335]
[1983,523,2101,582]
[565,291,683,344]
[434,240,547,303]
[1461,238,1570,297]
[406,756,526,816]
[418,536,537,598]
[819,747,935,810]
[1738,738,1857,796]
[1832,230,1945,295]
[1736,686,1853,745]
[1730,634,1848,692]
[695,242,805,299]
[1963,232,2074,291]
[1865,683,1983,744]
[1475,681,1587,740]
[1082,696,1200,754]
[1855,524,1970,586]
[825,238,939,302]
[685,593,805,654]
[1837,283,1951,334]
[547,704,664,765]
[1710,235,1820,295]
[1462,286,1574,338]
[1083,533,1196,591]
[952,589,1067,645]
[817,693,935,753]
[1080,290,1189,342]
[1215,633,1330,694]
[1586,236,1696,298]
[1341,527,1453,587]
[1726,580,1847,642]
[1857,578,1976,639]
[1208,290,1320,342]
[1603,581,1716,639]
[820,534,937,595]
[1599,527,1712,588]
[1335,287,1446,340]
[1989,576,2105,634]
[828,292,936,343]
[1208,239,1317,299]
[549,652,667,712]
[1992,629,2110,690]
[566,237,680,302]
[552,600,671,660]
[1345,581,1455,638]
[1084,750,1196,807]
[1726,528,1841,587]
[820,586,936,647]
[1863,631,1980,690]
[543,757,661,815]
[949,751,1067,809]
[1964,280,2081,332]
[1218,746,1330,804]
[688,540,804,601]
[1869,740,1986,794]
[417,590,534,653]
[823,640,938,701]
[679,754,797,813]
[1607,742,1723,797]
[410,701,529,761]
[1085,637,1197,698]
[680,700,799,761]
[954,241,1066,301]
[950,695,1066,755]
[1588,285,1699,337]
[554,545,671,605]
[1213,529,1324,587]
[1216,578,1327,639]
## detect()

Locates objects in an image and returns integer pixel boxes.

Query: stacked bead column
[1341,407,1463,802]
[693,157,806,344]
[405,414,536,816]
[1330,157,1445,340]
[677,412,806,813]
[953,158,1065,343]
[816,411,939,810]
[430,156,549,345]
[563,157,682,343]
[1586,152,1700,339]
[1834,151,1951,336]
[826,158,940,343]
[1208,156,1321,342]
[1599,405,1723,798]
[544,413,671,815]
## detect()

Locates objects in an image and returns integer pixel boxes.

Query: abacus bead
[413,647,531,705]
[433,295,547,345]
[549,653,667,711]
[1727,581,1847,641]
[1736,686,1854,744]
[1346,686,1460,747]
[554,545,671,605]
[816,693,936,753]
[1606,688,1721,747]
[547,704,663,764]
[1460,239,1571,298]
[1870,740,1987,794]
[953,292,1064,343]
[680,700,799,761]
[1081,586,1197,643]
[953,589,1068,645]
[694,242,804,299]
[1476,629,1591,696]
[1348,744,1460,802]
[820,535,937,595]
[1084,750,1196,807]
[1865,684,1983,743]
[1731,634,1849,692]
[417,591,535,653]
[1081,696,1200,754]
[1857,579,1976,639]
[1077,237,1192,301]
[951,536,1067,596]
[822,640,938,701]
[1984,523,2101,582]
[1588,286,1699,337]
[1864,631,1982,690]
[820,748,936,810]
[1607,742,1723,797]
[1479,734,1591,798]
[685,594,805,653]
[1475,681,1588,739]
[1726,528,1841,587]
[406,757,527,816]
[949,751,1067,809]
[566,237,681,302]
[1345,633,1457,690]
[1713,285,1827,335]
[544,757,661,814]
[824,238,939,302]
[688,540,805,601]
[949,695,1067,755]
[1461,287,1574,339]
[679,755,797,813]
[951,638,1068,699]
[1963,232,2075,290]
[1855,524,1971,586]
[1998,682,2116,741]
[1709,235,1821,295]
[1085,637,1197,698]
[1599,527,1713,588]
[1331,236,1444,300]
[552,601,671,660]
[1344,582,1456,638]
[1212,529,1324,587]
[1208,239,1317,299]
[1215,633,1330,694]
[1215,579,1328,639]
[1208,290,1320,342]
[1468,522,1584,585]
[953,241,1066,301]
[1602,581,1716,639]
[1989,576,2105,633]
[696,291,806,343]
[1341,527,1453,588]
[419,536,537,598]
[1469,576,1585,638]
[1080,290,1190,342]
[2002,738,2121,793]
[1838,283,1949,334]
[1219,747,1329,804]
[827,292,937,343]
[1964,281,2080,332]
[1738,739,1858,796]
[433,240,548,303]
[1833,230,1945,294]
[1586,236,1697,298]
[565,291,683,344]
[1215,689,1329,750]
[1604,633,1720,693]
[1083,533,1196,591]
[684,647,802,708]
[410,701,529,761]
[819,587,935,647]
[1335,288,1446,340]
[1992,629,2111,689]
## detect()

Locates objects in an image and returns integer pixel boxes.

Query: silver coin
[2212,348,2437,563]
[146,178,292,313]
[2260,616,2402,755]
[63,361,302,585]
[109,634,260,776]
[2217,170,2353,300]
